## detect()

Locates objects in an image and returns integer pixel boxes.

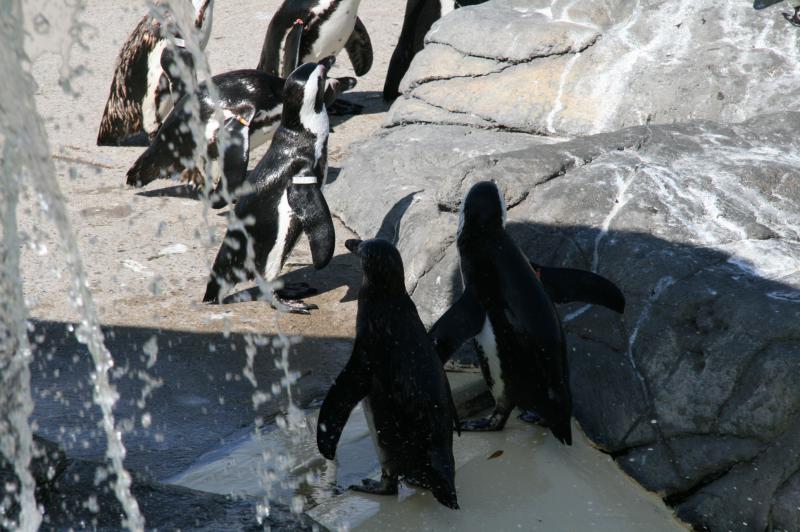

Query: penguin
[783,6,800,25]
[257,0,373,114]
[383,0,488,101]
[317,238,459,509]
[428,181,573,442]
[97,0,214,146]
[125,69,356,200]
[753,0,783,9]
[202,58,336,313]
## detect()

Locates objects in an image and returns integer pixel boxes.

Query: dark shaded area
[28,321,352,481]
[225,250,361,304]
[136,183,200,199]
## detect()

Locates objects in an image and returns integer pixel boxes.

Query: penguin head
[282,57,334,131]
[457,181,507,239]
[346,238,407,295]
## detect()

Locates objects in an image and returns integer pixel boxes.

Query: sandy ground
[21,0,405,339]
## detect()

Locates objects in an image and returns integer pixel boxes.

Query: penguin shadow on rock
[224,191,421,305]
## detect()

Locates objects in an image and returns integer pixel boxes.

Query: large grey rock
[326,112,800,530]
[389,0,800,136]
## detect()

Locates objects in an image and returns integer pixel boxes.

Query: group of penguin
[95,0,793,513]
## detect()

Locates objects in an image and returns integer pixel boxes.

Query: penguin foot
[275,282,318,300]
[273,293,319,315]
[328,99,363,116]
[349,476,398,496]
[459,409,510,432]
[518,409,543,424]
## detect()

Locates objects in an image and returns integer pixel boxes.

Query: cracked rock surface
[328,114,800,530]
[389,0,800,136]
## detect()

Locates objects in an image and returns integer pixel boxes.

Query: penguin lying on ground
[428,181,624,441]
[258,0,372,114]
[98,0,214,146]
[317,238,459,509]
[383,0,488,101]
[125,68,355,200]
[203,59,336,313]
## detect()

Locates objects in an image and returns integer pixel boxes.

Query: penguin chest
[142,40,171,135]
[306,0,361,61]
[474,317,506,402]
[263,189,296,281]
[362,397,390,468]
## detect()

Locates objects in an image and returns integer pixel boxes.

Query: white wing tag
[292,175,318,185]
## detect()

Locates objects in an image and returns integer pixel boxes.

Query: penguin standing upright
[203,59,336,313]
[317,238,459,509]
[124,69,356,200]
[429,181,574,442]
[258,0,372,113]
[383,0,488,101]
[97,0,214,146]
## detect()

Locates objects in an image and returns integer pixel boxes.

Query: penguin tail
[203,277,221,303]
[126,145,171,187]
[550,418,573,446]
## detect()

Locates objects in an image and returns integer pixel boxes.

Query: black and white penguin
[97,0,214,146]
[258,0,372,113]
[783,6,800,25]
[428,181,573,442]
[383,0,488,101]
[125,69,355,199]
[202,59,336,313]
[317,238,459,509]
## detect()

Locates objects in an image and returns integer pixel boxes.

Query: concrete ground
[20,1,685,530]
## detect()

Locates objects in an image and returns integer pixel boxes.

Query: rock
[390,0,800,136]
[326,112,800,529]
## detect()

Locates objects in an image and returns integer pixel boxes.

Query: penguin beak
[319,56,336,74]
[345,239,363,255]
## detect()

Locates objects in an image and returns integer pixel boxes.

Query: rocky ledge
[326,2,800,529]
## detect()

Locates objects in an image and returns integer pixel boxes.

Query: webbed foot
[349,475,398,496]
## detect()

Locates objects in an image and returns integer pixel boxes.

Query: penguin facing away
[428,181,573,443]
[202,59,336,313]
[317,238,459,509]
[258,0,372,114]
[383,0,488,101]
[97,0,214,147]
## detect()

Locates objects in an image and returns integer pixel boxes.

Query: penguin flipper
[281,19,305,79]
[345,17,373,76]
[530,261,625,314]
[324,77,357,107]
[753,0,783,9]
[317,340,371,460]
[287,177,335,270]
[160,45,195,103]
[214,106,255,206]
[429,287,485,364]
